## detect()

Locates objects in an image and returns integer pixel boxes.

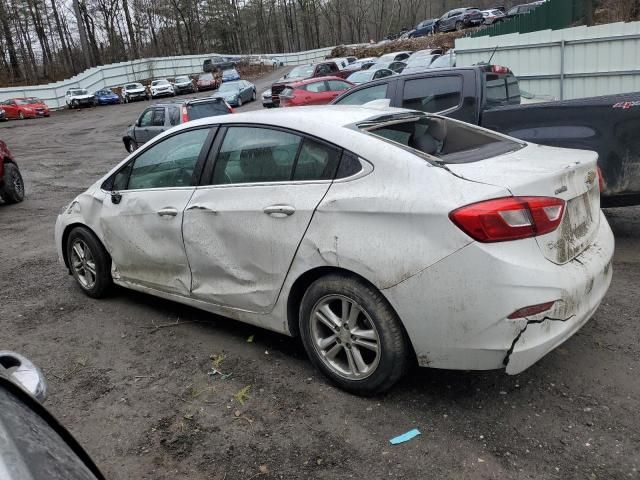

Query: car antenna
[487,45,499,64]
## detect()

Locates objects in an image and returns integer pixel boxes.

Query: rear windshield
[484,73,521,109]
[186,101,229,120]
[347,71,372,83]
[199,73,214,81]
[357,114,523,164]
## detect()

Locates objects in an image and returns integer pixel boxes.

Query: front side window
[401,76,462,113]
[334,83,388,106]
[125,128,209,190]
[138,109,153,127]
[307,81,328,93]
[327,80,351,91]
[374,70,393,79]
[212,127,301,184]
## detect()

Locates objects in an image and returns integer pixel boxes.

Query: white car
[55,106,613,395]
[65,88,94,109]
[149,79,175,98]
[482,8,506,24]
[122,82,149,103]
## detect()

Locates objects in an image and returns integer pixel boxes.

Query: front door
[100,127,211,295]
[183,125,342,312]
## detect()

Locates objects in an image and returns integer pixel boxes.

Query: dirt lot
[1,68,639,479]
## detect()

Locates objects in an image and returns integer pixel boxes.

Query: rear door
[182,125,342,312]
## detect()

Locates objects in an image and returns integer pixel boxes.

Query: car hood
[175,82,191,86]
[126,88,146,93]
[152,84,171,89]
[70,94,94,99]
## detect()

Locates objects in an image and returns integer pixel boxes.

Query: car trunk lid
[447,144,601,264]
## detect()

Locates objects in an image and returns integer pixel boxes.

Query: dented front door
[100,188,195,295]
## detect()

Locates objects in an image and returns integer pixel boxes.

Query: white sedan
[149,79,175,98]
[55,106,614,395]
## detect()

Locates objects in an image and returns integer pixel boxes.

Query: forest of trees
[0,0,632,86]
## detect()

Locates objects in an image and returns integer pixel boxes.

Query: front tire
[237,97,243,107]
[66,226,112,298]
[299,274,409,395]
[126,138,138,153]
[455,21,464,31]
[252,90,256,101]
[18,111,24,120]
[0,163,25,204]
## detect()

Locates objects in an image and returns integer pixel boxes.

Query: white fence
[0,47,335,109]
[455,21,640,100]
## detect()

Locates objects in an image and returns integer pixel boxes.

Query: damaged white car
[55,106,614,395]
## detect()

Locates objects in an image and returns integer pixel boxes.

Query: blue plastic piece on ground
[389,428,421,445]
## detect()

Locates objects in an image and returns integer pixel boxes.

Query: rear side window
[152,108,165,126]
[212,127,301,184]
[401,76,462,113]
[169,106,180,126]
[186,101,229,120]
[484,73,520,109]
[292,139,341,181]
[334,84,388,105]
[327,80,351,91]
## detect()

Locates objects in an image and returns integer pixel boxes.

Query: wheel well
[61,223,109,269]
[285,267,410,343]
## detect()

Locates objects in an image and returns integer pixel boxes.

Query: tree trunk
[73,0,92,68]
[0,0,22,80]
[122,0,139,58]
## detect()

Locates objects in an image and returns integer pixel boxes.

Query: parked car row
[264,49,446,108]
[385,2,545,40]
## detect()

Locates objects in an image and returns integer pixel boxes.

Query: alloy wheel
[70,239,97,290]
[310,295,381,380]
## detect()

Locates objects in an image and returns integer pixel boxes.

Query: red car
[279,76,354,107]
[0,98,49,120]
[196,72,221,91]
[0,140,25,203]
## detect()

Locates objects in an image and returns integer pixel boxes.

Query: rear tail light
[507,301,557,319]
[596,166,605,192]
[181,106,189,123]
[449,196,566,242]
[491,65,509,74]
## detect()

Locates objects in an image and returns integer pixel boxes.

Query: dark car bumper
[465,17,484,26]
[98,98,120,105]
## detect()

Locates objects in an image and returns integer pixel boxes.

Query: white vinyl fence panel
[0,47,335,109]
[455,21,640,100]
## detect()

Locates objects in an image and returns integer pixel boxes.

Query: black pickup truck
[332,65,640,207]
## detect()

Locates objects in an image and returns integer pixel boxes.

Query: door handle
[263,205,295,217]
[157,207,178,217]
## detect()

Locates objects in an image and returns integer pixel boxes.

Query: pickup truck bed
[332,65,640,206]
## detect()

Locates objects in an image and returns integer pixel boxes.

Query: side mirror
[111,192,122,204]
[0,351,47,402]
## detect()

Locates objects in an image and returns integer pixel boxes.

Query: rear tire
[299,274,409,395]
[237,97,243,107]
[455,21,464,31]
[66,226,112,298]
[0,163,25,204]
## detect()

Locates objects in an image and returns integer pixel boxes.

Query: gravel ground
[1,68,639,479]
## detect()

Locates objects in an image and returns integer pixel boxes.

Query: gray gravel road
[0,68,639,480]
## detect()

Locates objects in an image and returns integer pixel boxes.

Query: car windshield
[15,99,31,105]
[358,114,522,164]
[219,82,241,92]
[175,76,189,83]
[152,80,169,86]
[69,89,88,96]
[347,71,373,83]
[368,63,389,71]
[288,65,315,78]
[199,73,214,81]
[125,83,142,89]
[96,90,111,95]
[186,101,229,120]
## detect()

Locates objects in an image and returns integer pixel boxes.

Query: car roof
[287,76,350,86]
[182,105,411,134]
[152,97,227,107]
